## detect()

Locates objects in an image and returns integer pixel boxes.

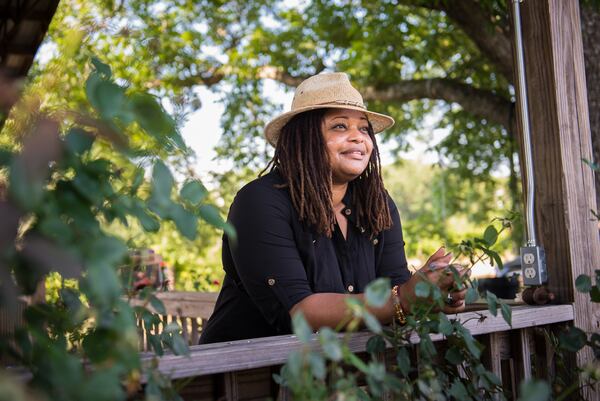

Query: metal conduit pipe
[512,0,537,247]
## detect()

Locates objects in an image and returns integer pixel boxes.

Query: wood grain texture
[141,304,574,381]
[518,0,600,380]
[128,291,218,319]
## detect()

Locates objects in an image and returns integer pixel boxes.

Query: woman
[199,73,465,344]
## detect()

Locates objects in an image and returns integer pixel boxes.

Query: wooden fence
[129,291,218,350]
[138,303,575,401]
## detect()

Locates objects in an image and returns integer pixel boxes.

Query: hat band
[312,99,366,109]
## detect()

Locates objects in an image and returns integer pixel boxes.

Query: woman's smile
[340,147,367,159]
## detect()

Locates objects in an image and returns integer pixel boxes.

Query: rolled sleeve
[228,181,313,332]
[376,196,411,287]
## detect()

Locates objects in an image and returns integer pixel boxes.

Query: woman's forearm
[289,292,395,330]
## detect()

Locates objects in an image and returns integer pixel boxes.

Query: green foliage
[277,225,513,400]
[517,380,551,401]
[0,60,232,401]
[27,0,522,248]
[384,160,518,258]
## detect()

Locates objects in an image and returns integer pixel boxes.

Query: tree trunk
[580,4,600,210]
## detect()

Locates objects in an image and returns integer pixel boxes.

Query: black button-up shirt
[199,170,410,344]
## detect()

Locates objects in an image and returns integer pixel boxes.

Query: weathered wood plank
[142,304,573,381]
[511,328,533,386]
[128,292,218,319]
[518,2,600,393]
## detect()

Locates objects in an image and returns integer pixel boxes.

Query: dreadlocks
[261,109,392,238]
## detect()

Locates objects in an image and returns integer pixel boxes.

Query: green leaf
[163,322,180,334]
[65,128,95,155]
[559,326,587,352]
[419,333,436,358]
[500,302,512,326]
[366,335,386,354]
[591,286,600,302]
[367,361,386,381]
[365,278,390,307]
[396,347,411,377]
[483,225,498,246]
[82,328,114,363]
[486,291,498,317]
[171,333,190,356]
[438,312,453,335]
[482,370,502,387]
[363,310,382,334]
[151,161,174,201]
[449,380,469,399]
[149,295,166,315]
[180,180,208,205]
[485,249,503,268]
[86,236,127,267]
[129,93,180,148]
[73,171,103,205]
[90,80,127,120]
[575,274,592,293]
[130,168,145,194]
[346,350,369,374]
[415,281,430,298]
[465,287,479,304]
[445,346,464,364]
[198,204,224,226]
[319,328,342,361]
[308,352,326,380]
[132,205,160,232]
[292,312,312,344]
[169,203,198,240]
[198,204,237,240]
[9,158,44,210]
[517,379,551,401]
[82,264,121,307]
[459,328,482,359]
[91,56,112,78]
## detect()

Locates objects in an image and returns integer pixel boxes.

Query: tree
[0,58,233,400]
[16,0,599,254]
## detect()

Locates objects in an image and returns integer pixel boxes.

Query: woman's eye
[332,123,346,130]
[360,127,369,133]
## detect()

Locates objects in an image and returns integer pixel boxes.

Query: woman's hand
[397,247,467,314]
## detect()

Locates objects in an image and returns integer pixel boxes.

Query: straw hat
[264,72,395,146]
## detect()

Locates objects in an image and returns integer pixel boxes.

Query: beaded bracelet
[391,285,407,325]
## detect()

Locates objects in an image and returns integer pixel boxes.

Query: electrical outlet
[520,246,547,285]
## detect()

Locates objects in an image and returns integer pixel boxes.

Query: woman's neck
[331,182,348,212]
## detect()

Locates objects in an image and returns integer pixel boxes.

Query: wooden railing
[139,304,575,401]
[129,291,218,350]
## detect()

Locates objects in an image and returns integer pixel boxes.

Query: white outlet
[523,253,535,265]
[521,246,547,285]
[524,267,537,279]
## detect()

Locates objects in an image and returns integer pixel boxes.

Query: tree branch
[257,62,326,86]
[256,66,306,86]
[362,78,512,129]
[403,0,514,83]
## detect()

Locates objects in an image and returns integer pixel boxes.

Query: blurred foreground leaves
[0,59,233,401]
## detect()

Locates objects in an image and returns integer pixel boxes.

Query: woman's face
[322,109,374,184]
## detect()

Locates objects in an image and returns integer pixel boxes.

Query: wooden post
[516,0,600,393]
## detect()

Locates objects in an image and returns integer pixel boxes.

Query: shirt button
[267,278,276,286]
[344,208,352,216]
[347,284,354,292]
[372,238,379,245]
